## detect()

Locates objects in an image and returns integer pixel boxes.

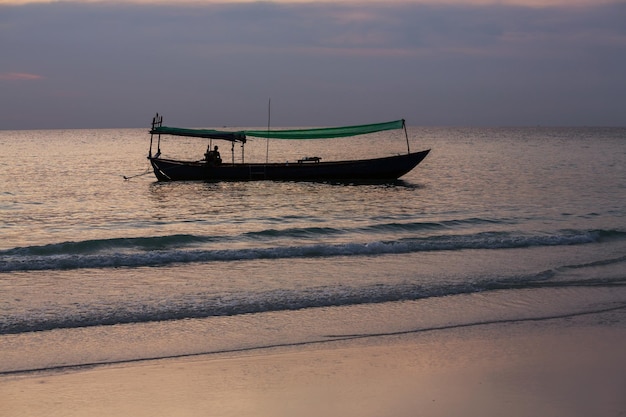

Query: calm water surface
[1,126,625,373]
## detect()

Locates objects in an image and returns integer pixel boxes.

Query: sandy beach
[2,307,624,417]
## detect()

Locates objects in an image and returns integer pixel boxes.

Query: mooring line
[123,168,152,180]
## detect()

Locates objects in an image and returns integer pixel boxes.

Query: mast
[266,98,271,164]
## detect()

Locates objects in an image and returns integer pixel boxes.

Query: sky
[1,0,625,129]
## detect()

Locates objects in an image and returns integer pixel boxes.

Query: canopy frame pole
[157,114,162,157]
[402,119,410,154]
[149,120,154,158]
[149,113,163,158]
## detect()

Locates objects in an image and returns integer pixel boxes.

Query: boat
[147,114,430,182]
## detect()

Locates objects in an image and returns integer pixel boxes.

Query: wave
[243,218,504,239]
[1,234,212,256]
[1,229,624,273]
[1,218,510,257]
[2,270,625,335]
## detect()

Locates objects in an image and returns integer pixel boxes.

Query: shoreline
[2,301,625,378]
[2,307,625,417]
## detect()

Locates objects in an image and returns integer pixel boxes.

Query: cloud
[0,1,625,128]
[0,0,624,5]
[0,72,45,80]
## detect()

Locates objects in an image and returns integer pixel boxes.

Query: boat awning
[151,126,247,143]
[244,119,404,139]
[150,119,405,142]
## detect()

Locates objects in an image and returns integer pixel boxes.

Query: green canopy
[151,126,247,143]
[151,119,404,142]
[244,119,404,139]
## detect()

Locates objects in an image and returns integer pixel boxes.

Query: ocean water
[1,125,625,375]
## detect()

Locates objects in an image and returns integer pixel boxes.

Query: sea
[1,125,625,375]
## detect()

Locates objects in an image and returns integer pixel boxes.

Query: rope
[123,167,152,180]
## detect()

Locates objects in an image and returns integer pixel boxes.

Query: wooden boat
[147,114,430,182]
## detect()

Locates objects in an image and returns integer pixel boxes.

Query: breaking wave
[1,228,623,273]
[3,266,625,335]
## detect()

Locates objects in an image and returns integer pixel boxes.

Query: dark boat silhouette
[147,114,430,182]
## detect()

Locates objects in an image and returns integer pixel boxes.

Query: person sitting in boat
[204,145,222,165]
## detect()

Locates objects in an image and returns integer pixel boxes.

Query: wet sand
[2,309,625,417]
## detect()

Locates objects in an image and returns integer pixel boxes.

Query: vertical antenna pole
[266,98,271,164]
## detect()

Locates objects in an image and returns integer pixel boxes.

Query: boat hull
[149,150,430,182]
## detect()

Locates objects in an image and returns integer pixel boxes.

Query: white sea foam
[0,229,617,272]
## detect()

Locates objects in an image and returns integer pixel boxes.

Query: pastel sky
[1,0,625,128]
